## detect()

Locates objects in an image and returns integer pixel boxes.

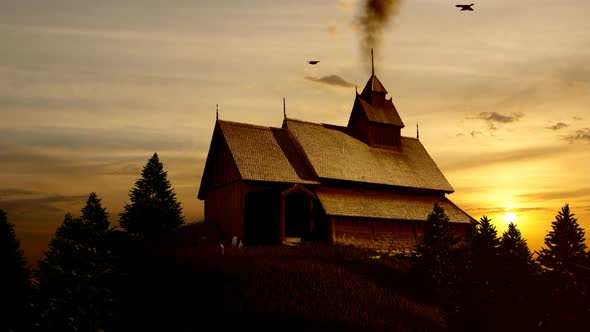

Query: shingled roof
[285,119,454,193]
[316,187,473,223]
[217,120,318,184]
[356,95,404,127]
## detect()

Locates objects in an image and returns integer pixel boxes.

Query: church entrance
[280,185,315,243]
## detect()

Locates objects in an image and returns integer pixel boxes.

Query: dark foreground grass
[113,223,444,332]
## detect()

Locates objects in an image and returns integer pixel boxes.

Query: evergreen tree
[469,216,500,280]
[37,193,114,331]
[499,222,534,276]
[497,222,538,329]
[0,208,32,331]
[538,204,587,275]
[120,153,184,238]
[415,203,458,303]
[454,216,501,331]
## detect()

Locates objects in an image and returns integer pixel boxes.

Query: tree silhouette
[455,216,501,331]
[37,193,115,331]
[497,222,538,329]
[469,216,500,280]
[538,204,587,275]
[499,222,534,276]
[414,202,458,304]
[0,208,32,331]
[536,204,589,329]
[120,153,184,238]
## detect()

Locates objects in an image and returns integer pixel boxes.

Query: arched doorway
[280,185,315,243]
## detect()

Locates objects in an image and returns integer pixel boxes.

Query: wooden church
[198,61,474,250]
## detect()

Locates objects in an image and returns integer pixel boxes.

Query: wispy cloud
[517,187,590,202]
[441,146,566,172]
[476,112,524,130]
[305,74,354,88]
[562,128,590,143]
[545,122,568,130]
[573,116,584,121]
[470,130,483,137]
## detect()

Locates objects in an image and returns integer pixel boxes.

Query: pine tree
[499,222,534,276]
[538,204,587,275]
[497,222,538,328]
[0,208,32,331]
[469,216,500,279]
[415,203,458,303]
[37,193,114,331]
[120,153,184,238]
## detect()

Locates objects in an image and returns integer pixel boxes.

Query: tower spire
[216,104,219,120]
[416,122,420,140]
[283,97,286,119]
[371,48,374,75]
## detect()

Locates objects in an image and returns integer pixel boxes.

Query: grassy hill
[114,223,445,332]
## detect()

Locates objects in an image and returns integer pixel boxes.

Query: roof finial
[371,48,374,76]
[283,97,286,120]
[416,122,420,140]
[216,104,219,120]
[355,85,358,94]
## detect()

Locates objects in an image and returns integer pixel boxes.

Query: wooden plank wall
[205,181,244,240]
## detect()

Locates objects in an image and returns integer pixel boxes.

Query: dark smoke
[356,0,402,66]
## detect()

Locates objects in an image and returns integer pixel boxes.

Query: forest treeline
[1,152,590,331]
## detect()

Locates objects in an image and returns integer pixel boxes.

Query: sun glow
[503,212,517,224]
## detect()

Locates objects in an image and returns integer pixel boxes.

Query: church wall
[331,216,469,253]
[205,181,244,240]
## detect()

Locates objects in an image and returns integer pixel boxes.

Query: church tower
[347,50,405,149]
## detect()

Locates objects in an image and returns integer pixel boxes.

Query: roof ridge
[285,117,323,126]
[218,119,278,131]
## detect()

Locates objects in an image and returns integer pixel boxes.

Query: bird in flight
[456,3,474,11]
[307,60,320,65]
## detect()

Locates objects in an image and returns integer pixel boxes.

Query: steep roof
[361,74,388,95]
[285,119,454,193]
[316,187,473,223]
[217,120,318,184]
[356,95,404,127]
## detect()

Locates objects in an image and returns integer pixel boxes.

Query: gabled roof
[361,74,388,95]
[356,95,404,127]
[285,119,454,193]
[216,120,318,184]
[316,187,473,223]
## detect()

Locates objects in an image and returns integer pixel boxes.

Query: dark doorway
[244,190,280,245]
[284,193,311,239]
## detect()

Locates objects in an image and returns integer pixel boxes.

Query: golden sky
[1,0,589,262]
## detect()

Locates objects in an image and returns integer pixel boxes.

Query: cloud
[573,116,584,121]
[441,145,568,172]
[470,130,483,137]
[562,128,590,143]
[545,122,568,130]
[517,187,590,202]
[465,206,550,215]
[305,75,354,88]
[476,112,524,130]
[0,188,38,198]
[0,193,89,220]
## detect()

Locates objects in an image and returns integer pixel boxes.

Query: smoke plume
[356,0,402,66]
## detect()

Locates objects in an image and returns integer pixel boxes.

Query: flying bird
[307,60,320,65]
[456,3,474,11]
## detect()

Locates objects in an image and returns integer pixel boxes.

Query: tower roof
[361,74,388,96]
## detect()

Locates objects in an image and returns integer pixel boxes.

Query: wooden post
[280,192,286,244]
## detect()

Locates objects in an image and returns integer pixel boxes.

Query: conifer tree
[469,216,500,279]
[538,204,587,275]
[415,203,458,303]
[499,222,534,275]
[37,193,114,331]
[0,208,32,331]
[120,153,184,238]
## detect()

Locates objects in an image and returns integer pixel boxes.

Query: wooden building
[198,67,474,250]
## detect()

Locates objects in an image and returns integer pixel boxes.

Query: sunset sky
[1,0,589,262]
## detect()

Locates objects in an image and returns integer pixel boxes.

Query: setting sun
[504,212,517,224]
